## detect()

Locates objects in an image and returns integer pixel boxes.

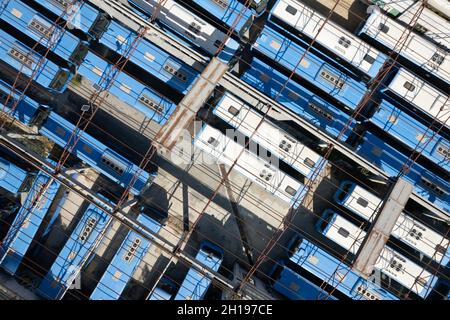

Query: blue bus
[90,213,162,300]
[189,0,253,32]
[0,0,89,68]
[287,236,399,300]
[38,202,112,300]
[0,170,60,275]
[33,0,110,41]
[253,25,367,112]
[370,99,449,173]
[39,111,154,196]
[240,57,356,140]
[98,19,199,95]
[0,29,72,92]
[77,51,177,125]
[355,132,450,214]
[0,80,41,126]
[0,156,27,195]
[174,241,224,300]
[270,260,338,300]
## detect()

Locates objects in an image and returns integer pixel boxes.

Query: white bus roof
[322,212,367,255]
[427,0,450,19]
[272,0,385,76]
[398,1,450,50]
[361,8,450,85]
[342,184,382,221]
[214,92,324,179]
[375,246,434,296]
[387,68,449,128]
[393,213,449,264]
[132,0,237,55]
